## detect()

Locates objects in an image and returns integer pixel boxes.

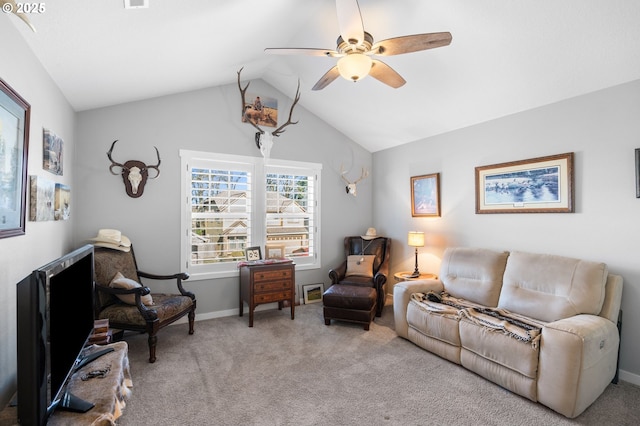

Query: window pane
[190,167,251,265]
[265,172,314,259]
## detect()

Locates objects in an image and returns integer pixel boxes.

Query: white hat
[361,228,379,240]
[89,229,131,252]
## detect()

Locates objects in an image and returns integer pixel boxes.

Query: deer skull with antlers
[107,140,161,198]
[341,164,369,196]
[237,68,300,158]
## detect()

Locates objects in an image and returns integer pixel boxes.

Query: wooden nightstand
[239,261,295,327]
[394,271,437,282]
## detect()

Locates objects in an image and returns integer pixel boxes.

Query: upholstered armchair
[328,236,391,316]
[93,246,196,363]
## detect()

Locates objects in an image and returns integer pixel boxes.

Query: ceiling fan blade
[312,66,341,91]
[369,60,406,88]
[336,0,365,46]
[373,32,452,56]
[264,47,341,57]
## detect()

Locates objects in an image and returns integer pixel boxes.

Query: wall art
[302,283,324,304]
[29,175,55,221]
[0,78,30,238]
[241,93,278,128]
[43,128,64,175]
[55,183,70,220]
[265,244,285,259]
[475,152,574,213]
[411,173,440,217]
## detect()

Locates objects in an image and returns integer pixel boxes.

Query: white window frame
[180,150,321,280]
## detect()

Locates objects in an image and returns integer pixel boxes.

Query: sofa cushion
[498,251,607,322]
[439,247,509,307]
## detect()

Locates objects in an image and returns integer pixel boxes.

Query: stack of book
[88,319,113,345]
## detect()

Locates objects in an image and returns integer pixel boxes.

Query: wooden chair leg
[148,333,157,363]
[188,308,195,335]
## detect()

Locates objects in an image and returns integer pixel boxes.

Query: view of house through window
[180,150,321,279]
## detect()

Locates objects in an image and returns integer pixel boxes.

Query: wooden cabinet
[239,261,295,327]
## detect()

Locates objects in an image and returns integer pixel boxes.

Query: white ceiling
[7,0,640,152]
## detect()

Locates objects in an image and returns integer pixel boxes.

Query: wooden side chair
[93,245,196,363]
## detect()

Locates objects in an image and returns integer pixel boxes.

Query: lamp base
[406,271,420,279]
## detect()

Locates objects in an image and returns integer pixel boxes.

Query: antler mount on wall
[237,68,300,158]
[107,140,161,198]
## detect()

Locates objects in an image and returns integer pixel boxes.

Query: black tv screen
[16,244,95,425]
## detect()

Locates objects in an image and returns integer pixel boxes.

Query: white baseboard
[170,303,282,325]
[619,369,640,386]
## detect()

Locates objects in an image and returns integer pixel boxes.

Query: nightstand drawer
[254,269,292,283]
[255,281,291,293]
[254,291,292,304]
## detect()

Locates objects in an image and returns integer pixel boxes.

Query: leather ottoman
[322,285,377,330]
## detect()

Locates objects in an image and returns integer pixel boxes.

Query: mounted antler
[107,140,161,198]
[340,164,369,196]
[237,67,300,158]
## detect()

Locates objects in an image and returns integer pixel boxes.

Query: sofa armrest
[599,274,623,323]
[537,314,619,418]
[393,279,443,339]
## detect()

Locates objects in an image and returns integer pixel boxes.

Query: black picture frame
[0,78,30,239]
[245,246,262,261]
[636,148,640,198]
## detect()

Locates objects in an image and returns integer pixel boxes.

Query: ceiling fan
[265,0,452,90]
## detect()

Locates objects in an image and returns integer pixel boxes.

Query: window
[180,150,321,279]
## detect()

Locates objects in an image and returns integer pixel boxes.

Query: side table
[394,271,437,282]
[239,260,296,327]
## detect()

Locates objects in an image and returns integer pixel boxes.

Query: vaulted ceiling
[7,0,640,152]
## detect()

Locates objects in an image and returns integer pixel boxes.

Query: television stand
[47,341,132,425]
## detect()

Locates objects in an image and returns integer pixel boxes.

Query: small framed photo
[245,246,262,261]
[302,283,324,304]
[411,173,441,217]
[265,244,285,259]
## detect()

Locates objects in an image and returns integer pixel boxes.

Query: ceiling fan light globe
[337,53,372,82]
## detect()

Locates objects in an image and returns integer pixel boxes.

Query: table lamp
[407,231,425,278]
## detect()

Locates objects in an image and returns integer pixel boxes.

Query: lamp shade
[408,231,425,247]
[337,53,372,82]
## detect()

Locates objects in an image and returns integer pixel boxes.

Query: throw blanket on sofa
[411,291,543,347]
[459,307,542,348]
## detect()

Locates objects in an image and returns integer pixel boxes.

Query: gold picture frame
[475,152,574,214]
[265,244,285,259]
[411,173,440,217]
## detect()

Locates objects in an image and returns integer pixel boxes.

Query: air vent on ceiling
[124,0,149,9]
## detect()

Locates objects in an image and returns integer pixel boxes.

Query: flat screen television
[16,244,97,425]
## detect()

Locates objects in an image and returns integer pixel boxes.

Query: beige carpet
[118,301,640,425]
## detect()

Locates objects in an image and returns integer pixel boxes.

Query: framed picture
[29,176,55,221]
[43,128,64,175]
[635,148,639,198]
[302,283,324,304]
[475,152,574,214]
[54,183,71,221]
[411,173,440,217]
[265,244,285,259]
[0,78,30,239]
[245,246,262,261]
[241,93,278,128]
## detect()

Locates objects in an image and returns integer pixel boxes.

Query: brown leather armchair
[93,246,196,363]
[328,236,391,317]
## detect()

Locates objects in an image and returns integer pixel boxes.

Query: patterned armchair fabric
[93,246,196,363]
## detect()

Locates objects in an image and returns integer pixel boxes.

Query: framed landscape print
[43,128,64,175]
[475,152,574,214]
[0,78,30,238]
[265,244,285,259]
[302,283,324,304]
[411,173,440,217]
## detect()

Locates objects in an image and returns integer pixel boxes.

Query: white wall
[373,79,640,383]
[0,22,76,406]
[74,79,373,317]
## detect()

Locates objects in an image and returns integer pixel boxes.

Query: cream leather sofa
[394,247,623,418]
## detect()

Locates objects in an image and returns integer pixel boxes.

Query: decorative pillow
[345,255,376,278]
[110,272,154,306]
